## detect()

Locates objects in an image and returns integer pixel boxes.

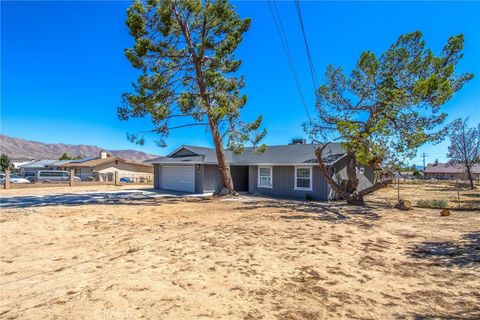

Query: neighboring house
[60,151,153,181]
[146,141,376,200]
[11,158,36,170]
[18,159,62,174]
[425,162,480,180]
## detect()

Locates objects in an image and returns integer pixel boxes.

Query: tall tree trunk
[344,149,365,205]
[315,146,351,200]
[173,7,235,194]
[466,165,475,189]
[316,145,392,206]
[345,150,359,193]
[209,119,235,192]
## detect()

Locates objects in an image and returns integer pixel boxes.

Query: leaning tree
[447,118,480,189]
[119,0,266,193]
[306,31,473,205]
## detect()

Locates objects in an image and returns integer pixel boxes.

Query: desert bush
[416,199,448,209]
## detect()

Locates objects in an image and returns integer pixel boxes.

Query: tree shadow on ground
[396,306,480,320]
[0,192,211,210]
[464,192,480,198]
[238,198,380,228]
[408,231,480,267]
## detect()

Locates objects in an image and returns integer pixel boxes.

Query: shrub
[416,199,448,209]
[416,199,430,208]
[431,199,448,209]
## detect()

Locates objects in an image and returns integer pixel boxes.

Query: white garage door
[162,166,195,193]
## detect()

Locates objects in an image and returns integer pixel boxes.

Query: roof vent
[290,138,306,145]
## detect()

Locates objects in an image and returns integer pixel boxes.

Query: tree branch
[315,145,352,200]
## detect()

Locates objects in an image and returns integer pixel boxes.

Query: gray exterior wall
[153,161,375,199]
[331,156,374,195]
[248,165,331,201]
[154,164,160,189]
[203,164,222,192]
[194,165,204,193]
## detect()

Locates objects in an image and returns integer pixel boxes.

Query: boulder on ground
[440,209,450,216]
[395,199,412,210]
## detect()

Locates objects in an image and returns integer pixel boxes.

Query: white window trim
[257,166,273,188]
[294,166,313,191]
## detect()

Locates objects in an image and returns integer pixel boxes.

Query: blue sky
[1,1,479,166]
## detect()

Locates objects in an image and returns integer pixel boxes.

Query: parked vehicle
[120,177,133,183]
[22,172,37,182]
[0,173,31,184]
[35,170,81,183]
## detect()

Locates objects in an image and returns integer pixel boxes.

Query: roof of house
[49,160,74,167]
[18,159,59,168]
[425,163,480,174]
[146,143,346,165]
[61,156,152,168]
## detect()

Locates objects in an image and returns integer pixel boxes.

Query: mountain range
[0,134,158,162]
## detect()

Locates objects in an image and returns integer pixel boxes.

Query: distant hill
[0,134,158,162]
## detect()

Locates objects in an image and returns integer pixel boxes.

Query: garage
[161,165,195,193]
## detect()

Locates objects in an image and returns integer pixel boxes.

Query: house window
[295,166,312,191]
[258,166,272,188]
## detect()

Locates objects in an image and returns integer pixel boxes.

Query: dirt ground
[368,180,480,210]
[0,186,479,319]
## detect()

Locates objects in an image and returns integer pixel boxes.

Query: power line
[267,0,312,123]
[294,0,319,91]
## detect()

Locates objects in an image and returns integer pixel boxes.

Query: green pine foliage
[119,0,266,154]
[307,31,474,166]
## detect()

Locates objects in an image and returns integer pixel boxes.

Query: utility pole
[422,153,428,172]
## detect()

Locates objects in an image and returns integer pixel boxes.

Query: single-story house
[60,151,154,182]
[11,158,36,170]
[146,141,376,200]
[18,159,69,174]
[425,162,480,180]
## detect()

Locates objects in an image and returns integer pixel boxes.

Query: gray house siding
[199,165,249,193]
[154,164,160,189]
[331,156,374,191]
[248,165,330,201]
[203,164,222,192]
[194,165,204,194]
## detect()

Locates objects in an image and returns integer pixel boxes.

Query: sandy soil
[0,190,479,319]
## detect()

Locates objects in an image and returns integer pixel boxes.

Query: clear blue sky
[2,1,479,166]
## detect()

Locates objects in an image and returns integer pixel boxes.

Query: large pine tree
[119,0,265,193]
[307,32,473,204]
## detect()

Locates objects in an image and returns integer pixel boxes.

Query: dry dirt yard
[369,180,480,210]
[0,187,479,319]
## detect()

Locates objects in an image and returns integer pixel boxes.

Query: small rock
[440,209,450,216]
[219,188,229,196]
